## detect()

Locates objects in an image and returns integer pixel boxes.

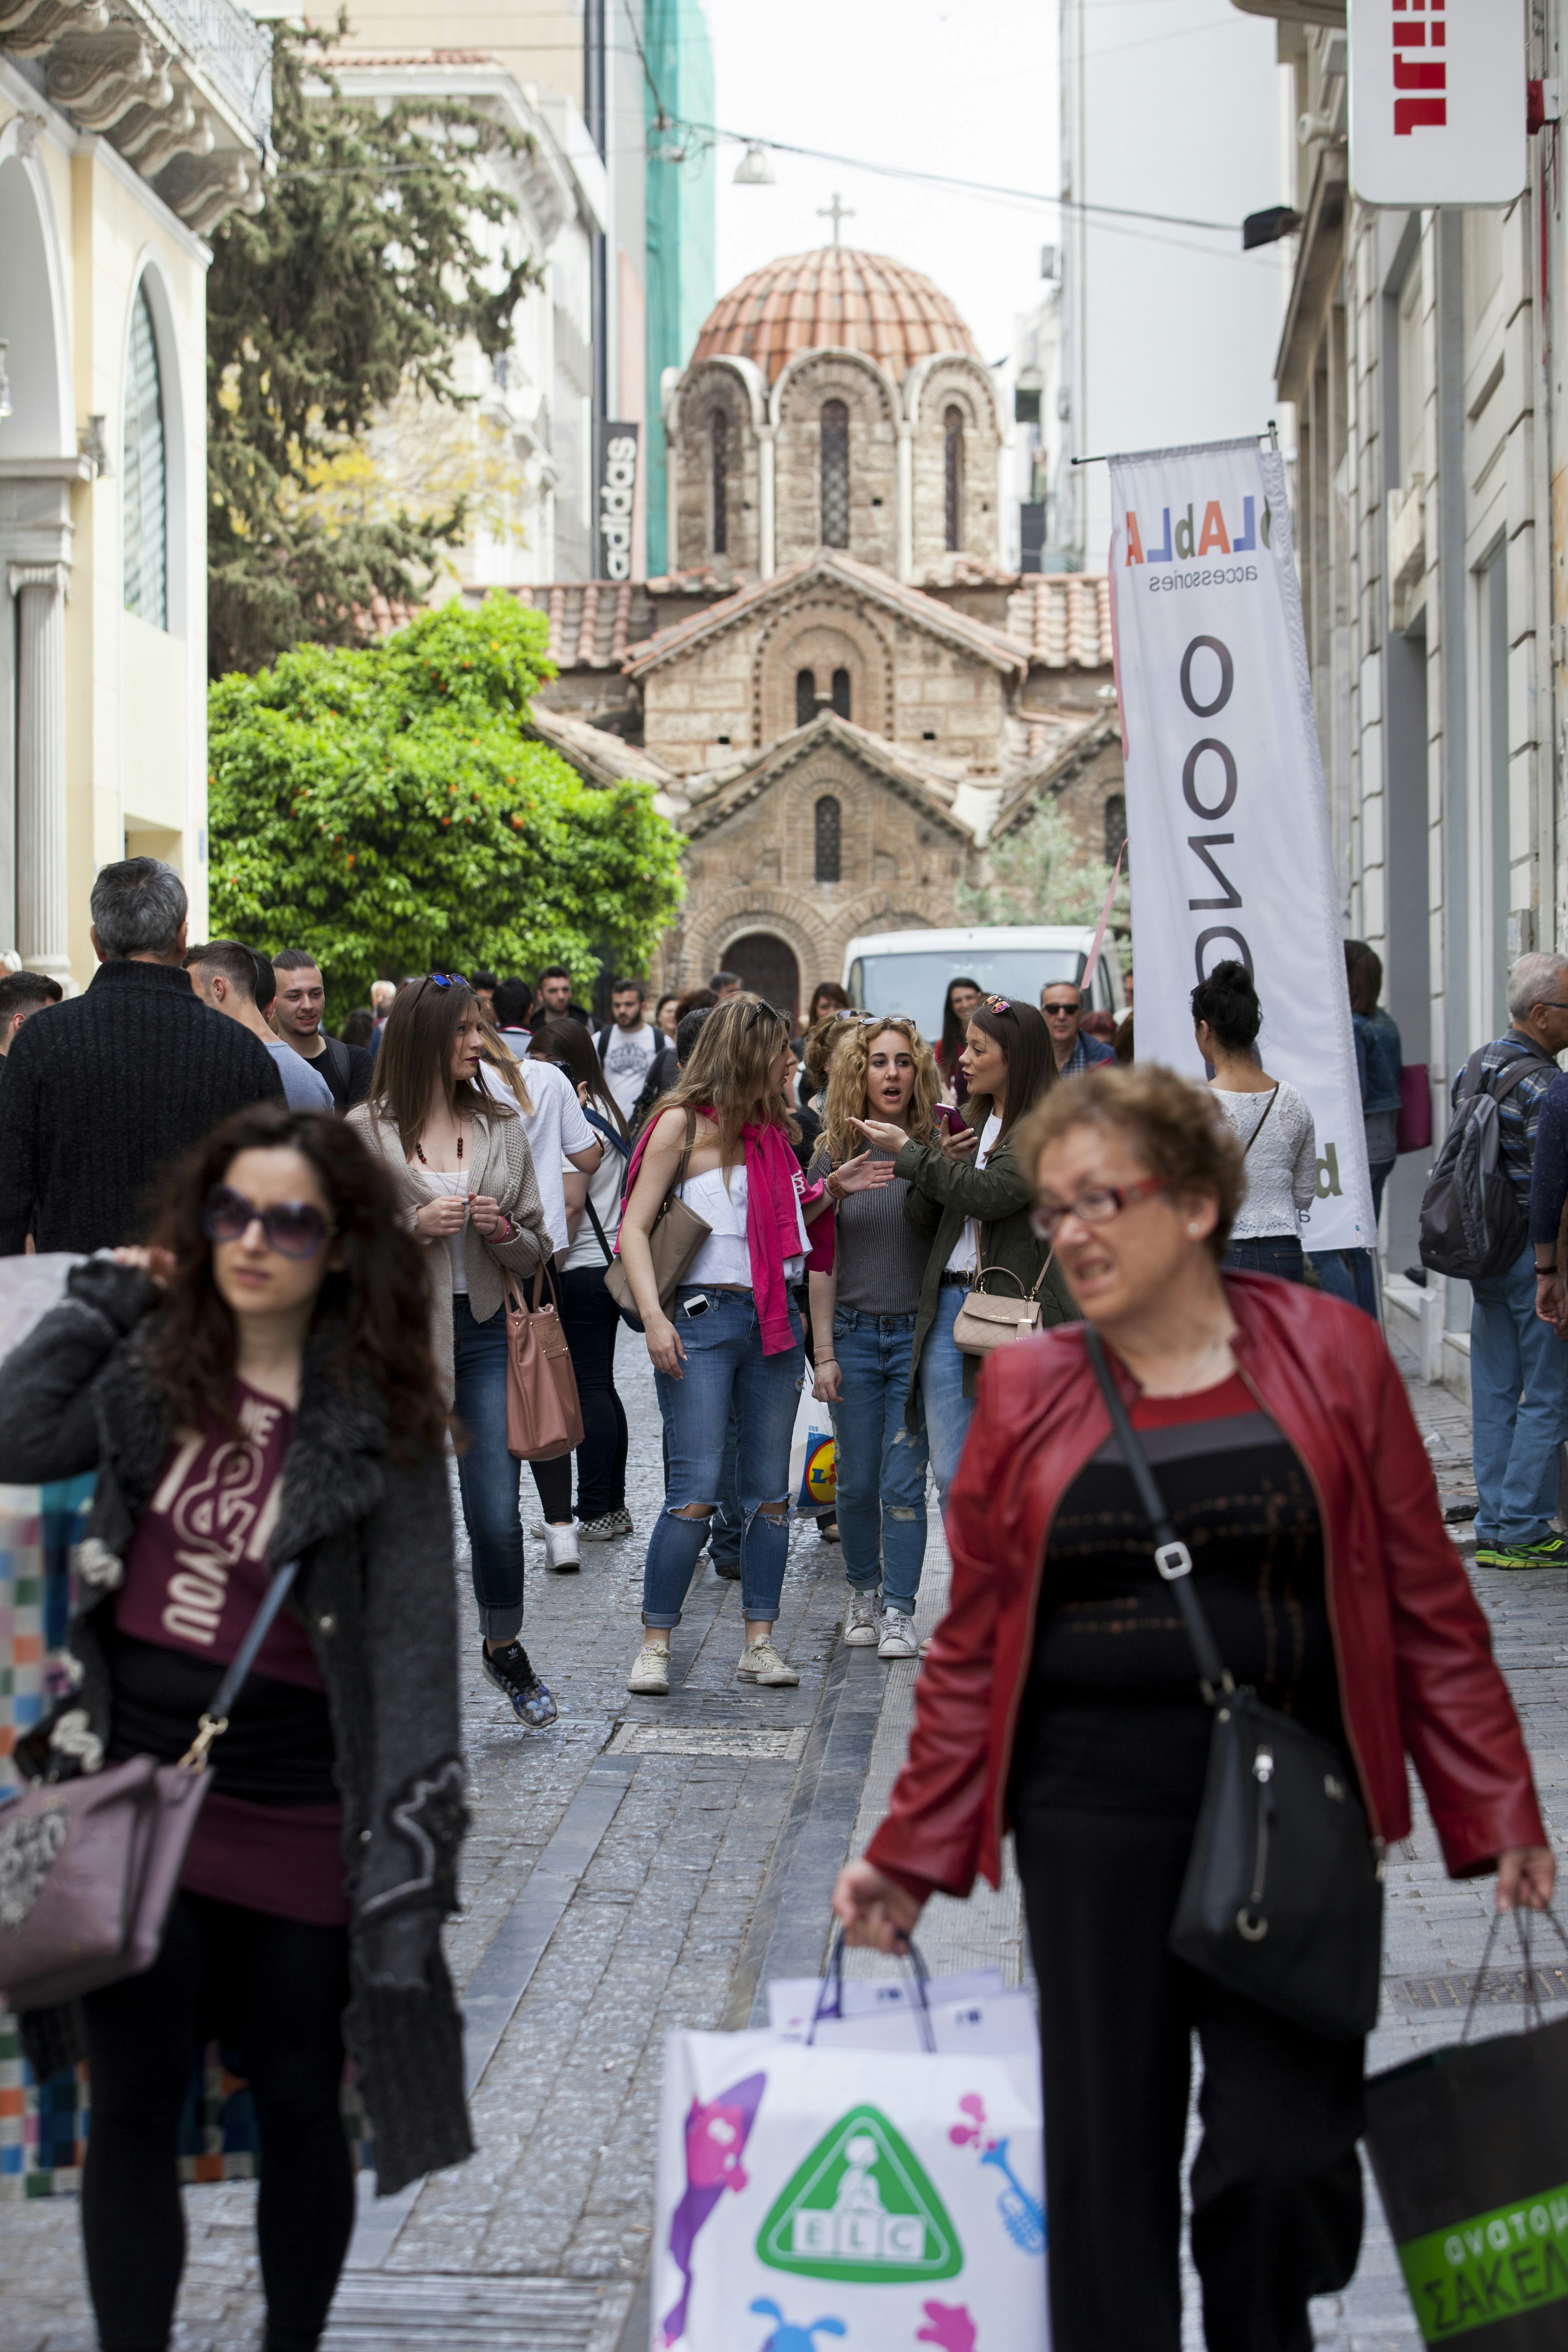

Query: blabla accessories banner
[1108,436,1374,1255]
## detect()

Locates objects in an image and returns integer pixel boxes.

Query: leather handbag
[603,1110,711,1332]
[503,1260,584,1461]
[953,1259,1055,1356]
[0,1558,302,2013]
[1083,1328,1384,2041]
[1396,1062,1431,1155]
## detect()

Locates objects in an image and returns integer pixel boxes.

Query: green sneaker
[1484,1534,1568,1570]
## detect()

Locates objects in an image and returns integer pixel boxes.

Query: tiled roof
[471,582,658,670]
[691,248,979,387]
[1006,575,1113,668]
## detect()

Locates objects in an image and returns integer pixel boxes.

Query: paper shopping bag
[652,2025,1048,2351]
[766,1969,1004,2042]
[1365,2009,1568,2345]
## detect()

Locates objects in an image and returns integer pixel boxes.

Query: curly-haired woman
[810,1018,943,1658]
[0,1101,472,2352]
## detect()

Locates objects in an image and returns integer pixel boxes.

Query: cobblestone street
[3,1328,1565,2351]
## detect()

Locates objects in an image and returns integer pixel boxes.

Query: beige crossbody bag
[952,1257,1056,1356]
[603,1110,712,1330]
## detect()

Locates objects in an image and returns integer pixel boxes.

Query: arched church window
[1104,792,1128,871]
[123,282,167,628]
[820,400,850,548]
[710,410,728,557]
[831,668,851,720]
[796,669,818,728]
[815,795,842,884]
[944,405,965,554]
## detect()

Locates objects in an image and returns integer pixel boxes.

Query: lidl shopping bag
[652,2025,1048,2351]
[788,1384,836,1518]
[1364,2009,1568,2346]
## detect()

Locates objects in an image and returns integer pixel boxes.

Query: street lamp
[733,142,776,186]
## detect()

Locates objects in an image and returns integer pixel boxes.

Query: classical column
[10,562,71,987]
[758,424,776,576]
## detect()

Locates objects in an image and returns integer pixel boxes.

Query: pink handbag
[1397,1063,1432,1155]
[0,1558,300,2012]
[503,1263,584,1461]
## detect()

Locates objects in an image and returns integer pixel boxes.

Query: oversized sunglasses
[1030,1176,1168,1243]
[203,1185,338,1259]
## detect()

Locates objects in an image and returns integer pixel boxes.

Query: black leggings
[560,1263,628,1516]
[81,1891,354,2352]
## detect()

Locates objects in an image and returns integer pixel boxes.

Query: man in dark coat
[0,857,284,1255]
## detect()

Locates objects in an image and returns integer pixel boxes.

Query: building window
[944,405,965,553]
[831,668,850,720]
[710,410,728,556]
[814,794,842,883]
[123,282,167,628]
[820,399,850,547]
[796,669,818,727]
[1104,793,1127,870]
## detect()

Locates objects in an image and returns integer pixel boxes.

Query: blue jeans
[1308,1248,1379,1318]
[644,1287,804,1627]
[1224,1235,1305,1282]
[452,1296,526,1643]
[1470,1243,1568,1549]
[919,1282,974,1506]
[830,1309,930,1613]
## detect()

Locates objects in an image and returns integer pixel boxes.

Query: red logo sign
[1394,0,1447,136]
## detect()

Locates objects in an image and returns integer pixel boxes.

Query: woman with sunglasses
[810,1019,942,1657]
[348,975,556,1726]
[835,1063,1551,2352]
[851,994,1072,1505]
[526,1015,635,1543]
[0,1102,471,2352]
[618,995,893,1697]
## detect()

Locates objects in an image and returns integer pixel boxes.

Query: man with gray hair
[0,858,284,1254]
[1452,950,1568,1567]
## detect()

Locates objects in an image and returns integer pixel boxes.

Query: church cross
[817,193,855,246]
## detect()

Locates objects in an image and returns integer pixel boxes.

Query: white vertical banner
[1108,435,1374,1253]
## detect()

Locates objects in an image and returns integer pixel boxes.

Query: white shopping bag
[787,1380,836,1519]
[652,2025,1048,2351]
[809,1990,1039,2060]
[766,1969,1004,2042]
[0,1253,83,1364]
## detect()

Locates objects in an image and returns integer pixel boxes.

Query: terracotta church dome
[690,247,980,387]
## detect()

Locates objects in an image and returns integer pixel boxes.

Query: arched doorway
[725,932,800,1023]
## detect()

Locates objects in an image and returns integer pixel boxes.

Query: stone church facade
[484,246,1124,1017]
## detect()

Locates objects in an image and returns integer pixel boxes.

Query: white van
[842,925,1125,1042]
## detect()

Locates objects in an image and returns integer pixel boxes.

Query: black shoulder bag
[1083,1325,1384,2042]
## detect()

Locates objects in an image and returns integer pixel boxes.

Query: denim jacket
[1353,1007,1402,1116]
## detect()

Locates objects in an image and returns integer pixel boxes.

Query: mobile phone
[937,1104,967,1133]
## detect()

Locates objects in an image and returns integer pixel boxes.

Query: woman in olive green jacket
[853,996,1075,1501]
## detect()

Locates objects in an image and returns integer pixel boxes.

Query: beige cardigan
[347,1100,550,1406]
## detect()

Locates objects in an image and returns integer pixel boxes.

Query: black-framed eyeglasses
[204,1185,338,1259]
[1030,1176,1168,1243]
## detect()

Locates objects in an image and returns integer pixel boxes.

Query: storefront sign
[1349,0,1526,207]
[1108,435,1375,1255]
[596,421,639,581]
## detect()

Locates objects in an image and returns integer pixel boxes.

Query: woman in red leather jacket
[834,1063,1552,2352]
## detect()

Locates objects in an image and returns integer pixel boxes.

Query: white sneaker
[542,1520,580,1573]
[737,1639,800,1687]
[626,1642,671,1695]
[877,1609,919,1660]
[843,1591,881,1646]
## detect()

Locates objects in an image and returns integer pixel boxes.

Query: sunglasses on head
[203,1185,338,1259]
[979,995,1014,1015]
[423,973,468,991]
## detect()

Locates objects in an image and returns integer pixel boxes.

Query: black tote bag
[1365,1911,1568,2348]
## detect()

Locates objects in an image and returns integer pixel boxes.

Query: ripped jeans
[643,1285,804,1629]
[830,1308,929,1614]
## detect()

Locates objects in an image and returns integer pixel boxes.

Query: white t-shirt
[944,1112,1005,1275]
[480,1054,596,1252]
[599,1021,660,1118]
[562,1134,628,1273]
[415,1168,471,1293]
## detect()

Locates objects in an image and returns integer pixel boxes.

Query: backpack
[1417,1047,1550,1280]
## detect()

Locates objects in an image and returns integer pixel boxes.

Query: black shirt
[1013,1374,1345,1818]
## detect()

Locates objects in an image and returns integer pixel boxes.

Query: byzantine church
[505,246,1122,1017]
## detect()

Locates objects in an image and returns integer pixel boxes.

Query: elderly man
[1460,951,1568,1568]
[1041,980,1114,1074]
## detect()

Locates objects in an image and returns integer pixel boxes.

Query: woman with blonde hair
[616,995,893,1697]
[810,1019,942,1657]
[348,976,557,1728]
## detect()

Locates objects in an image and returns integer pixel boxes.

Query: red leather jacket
[866,1274,1546,1901]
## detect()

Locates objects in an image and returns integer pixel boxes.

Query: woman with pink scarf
[618,996,894,1695]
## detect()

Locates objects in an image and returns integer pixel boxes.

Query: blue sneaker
[481,1639,557,1727]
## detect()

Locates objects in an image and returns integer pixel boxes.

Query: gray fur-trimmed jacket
[0,1258,473,2197]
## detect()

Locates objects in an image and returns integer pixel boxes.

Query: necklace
[414,1130,464,1169]
[1163,1326,1235,1396]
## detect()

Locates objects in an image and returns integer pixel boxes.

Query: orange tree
[208,593,684,1021]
